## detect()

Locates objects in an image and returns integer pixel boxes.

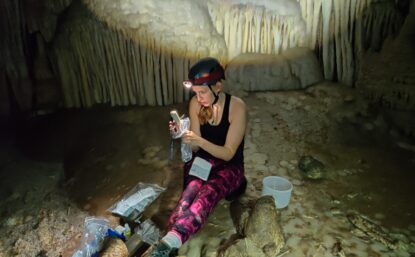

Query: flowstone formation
[0,0,407,113]
[66,0,404,107]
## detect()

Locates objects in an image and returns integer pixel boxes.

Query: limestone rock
[229,197,253,236]
[225,196,284,257]
[282,47,324,88]
[298,155,326,180]
[221,238,267,257]
[226,48,323,92]
[244,196,285,256]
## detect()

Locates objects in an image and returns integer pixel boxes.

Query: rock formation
[0,0,408,112]
[357,1,415,139]
[222,196,285,257]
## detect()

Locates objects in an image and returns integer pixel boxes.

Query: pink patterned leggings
[167,157,245,243]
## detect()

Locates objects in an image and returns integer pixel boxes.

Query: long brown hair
[198,106,213,125]
[197,83,222,125]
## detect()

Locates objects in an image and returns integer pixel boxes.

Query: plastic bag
[171,116,192,162]
[107,182,165,221]
[71,217,110,257]
[135,219,160,245]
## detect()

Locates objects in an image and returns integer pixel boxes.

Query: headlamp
[183,80,193,88]
[182,69,225,89]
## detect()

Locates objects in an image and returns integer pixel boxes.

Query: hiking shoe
[150,241,178,257]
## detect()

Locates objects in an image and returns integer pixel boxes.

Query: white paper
[189,157,212,181]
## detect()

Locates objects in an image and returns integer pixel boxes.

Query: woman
[149,57,247,257]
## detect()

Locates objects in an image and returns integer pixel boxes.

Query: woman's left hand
[182,130,202,148]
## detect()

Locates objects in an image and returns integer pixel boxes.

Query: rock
[298,155,326,180]
[226,196,285,257]
[347,213,400,250]
[244,196,285,256]
[229,198,253,236]
[226,49,323,92]
[221,238,267,257]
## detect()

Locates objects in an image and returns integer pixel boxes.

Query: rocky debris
[224,196,284,257]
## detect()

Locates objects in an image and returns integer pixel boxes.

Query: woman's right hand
[169,121,180,136]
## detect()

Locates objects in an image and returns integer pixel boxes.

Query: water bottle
[181,142,192,162]
[179,117,192,162]
[171,114,192,162]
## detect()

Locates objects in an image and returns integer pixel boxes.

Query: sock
[161,231,182,249]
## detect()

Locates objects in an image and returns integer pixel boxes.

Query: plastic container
[171,115,192,162]
[261,176,293,209]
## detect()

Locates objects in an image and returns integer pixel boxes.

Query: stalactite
[49,0,227,108]
[297,0,403,86]
[208,3,305,60]
[321,0,334,80]
[47,0,406,108]
[0,0,32,111]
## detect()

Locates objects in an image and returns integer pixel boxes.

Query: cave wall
[0,0,410,115]
[357,0,415,138]
[0,0,72,116]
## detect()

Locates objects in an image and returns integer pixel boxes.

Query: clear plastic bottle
[179,117,192,162]
[181,142,192,162]
[171,116,192,162]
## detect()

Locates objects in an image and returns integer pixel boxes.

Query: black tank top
[198,93,244,164]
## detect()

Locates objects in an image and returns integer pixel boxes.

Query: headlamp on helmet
[182,57,225,88]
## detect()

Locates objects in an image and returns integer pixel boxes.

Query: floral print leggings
[167,156,245,243]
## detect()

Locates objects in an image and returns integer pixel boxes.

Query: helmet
[184,57,225,88]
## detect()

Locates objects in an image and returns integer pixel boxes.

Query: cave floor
[1,83,415,257]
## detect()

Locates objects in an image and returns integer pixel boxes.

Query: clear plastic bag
[71,217,110,257]
[107,183,166,221]
[135,219,160,245]
[171,116,192,162]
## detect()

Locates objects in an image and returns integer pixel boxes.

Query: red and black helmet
[183,57,225,88]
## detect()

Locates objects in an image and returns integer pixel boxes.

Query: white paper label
[189,157,212,181]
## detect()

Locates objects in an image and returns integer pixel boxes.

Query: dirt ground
[0,81,414,257]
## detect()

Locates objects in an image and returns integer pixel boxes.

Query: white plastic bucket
[261,176,293,209]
